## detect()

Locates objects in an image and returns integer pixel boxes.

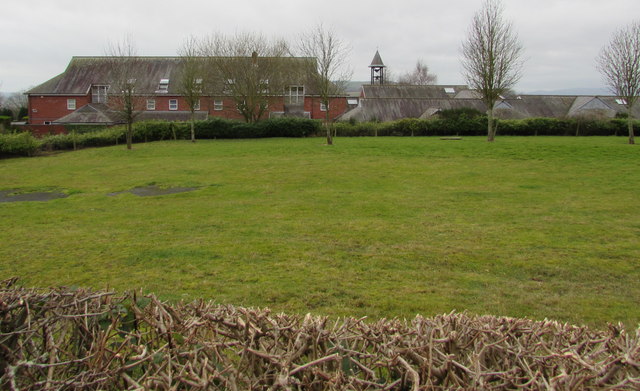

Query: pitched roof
[339,97,487,122]
[52,103,120,124]
[362,85,470,99]
[52,103,209,124]
[369,50,385,68]
[27,56,320,96]
[28,57,186,95]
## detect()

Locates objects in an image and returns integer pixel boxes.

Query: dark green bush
[255,117,320,138]
[0,132,42,157]
[132,121,189,142]
[0,115,12,130]
[42,127,126,151]
[336,117,638,138]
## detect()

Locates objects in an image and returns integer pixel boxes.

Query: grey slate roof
[362,85,470,99]
[27,56,320,96]
[340,84,638,122]
[52,104,120,124]
[52,103,209,124]
[340,98,487,122]
[29,57,185,95]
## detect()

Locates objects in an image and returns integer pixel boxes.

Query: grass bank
[0,137,638,327]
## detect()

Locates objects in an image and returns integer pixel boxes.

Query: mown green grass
[1,137,638,327]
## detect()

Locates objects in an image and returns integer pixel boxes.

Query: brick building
[25,56,349,132]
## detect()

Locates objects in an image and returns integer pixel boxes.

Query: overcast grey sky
[1,0,638,93]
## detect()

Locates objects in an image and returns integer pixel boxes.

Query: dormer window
[91,85,109,103]
[158,79,170,93]
[286,86,304,104]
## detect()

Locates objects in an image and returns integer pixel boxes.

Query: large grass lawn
[1,137,638,327]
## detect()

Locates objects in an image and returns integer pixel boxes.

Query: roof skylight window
[158,79,170,92]
[444,87,455,94]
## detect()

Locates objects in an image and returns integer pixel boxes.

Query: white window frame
[320,102,328,112]
[158,79,169,93]
[147,99,156,110]
[67,99,76,110]
[286,86,304,105]
[214,100,223,111]
[91,85,109,103]
[169,99,178,111]
[193,99,200,111]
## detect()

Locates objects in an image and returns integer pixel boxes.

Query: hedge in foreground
[1,280,638,390]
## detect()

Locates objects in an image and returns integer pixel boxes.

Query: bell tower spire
[369,50,386,85]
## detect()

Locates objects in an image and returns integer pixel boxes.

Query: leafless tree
[105,36,145,150]
[200,32,293,123]
[398,60,437,85]
[461,0,524,142]
[299,24,352,145]
[2,91,28,120]
[178,36,206,142]
[597,21,640,145]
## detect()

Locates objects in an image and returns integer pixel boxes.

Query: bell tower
[369,50,386,85]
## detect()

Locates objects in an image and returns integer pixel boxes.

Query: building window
[158,79,169,93]
[91,85,109,103]
[320,102,328,112]
[615,98,627,105]
[67,99,76,110]
[147,99,156,110]
[169,99,178,110]
[193,100,200,111]
[286,86,304,104]
[260,79,269,93]
[214,100,223,111]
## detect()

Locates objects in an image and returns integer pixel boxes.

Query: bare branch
[597,20,640,144]
[461,0,524,141]
[398,60,437,85]
[104,36,145,149]
[299,24,352,145]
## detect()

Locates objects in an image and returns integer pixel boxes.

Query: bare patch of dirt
[107,185,199,197]
[0,189,69,203]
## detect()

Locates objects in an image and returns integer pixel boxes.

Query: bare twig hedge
[1,278,638,390]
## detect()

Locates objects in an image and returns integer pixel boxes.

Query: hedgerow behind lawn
[0,137,638,327]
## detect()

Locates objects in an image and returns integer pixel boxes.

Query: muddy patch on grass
[0,189,69,203]
[108,185,199,197]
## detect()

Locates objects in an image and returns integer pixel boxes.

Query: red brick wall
[27,94,349,127]
[307,97,348,120]
[28,95,90,125]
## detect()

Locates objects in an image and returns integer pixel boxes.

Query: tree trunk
[628,113,635,145]
[325,103,333,145]
[487,108,495,142]
[190,111,196,143]
[126,121,133,150]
